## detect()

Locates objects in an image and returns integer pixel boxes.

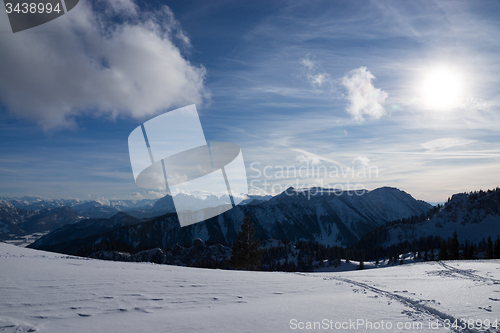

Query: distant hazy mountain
[2,194,272,220]
[1,193,273,242]
[30,187,432,254]
[138,193,272,217]
[0,200,26,236]
[0,200,82,240]
[71,201,122,219]
[4,196,158,218]
[7,196,83,210]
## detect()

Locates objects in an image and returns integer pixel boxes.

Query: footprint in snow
[478,306,492,312]
[134,307,152,313]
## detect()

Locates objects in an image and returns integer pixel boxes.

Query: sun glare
[420,67,463,110]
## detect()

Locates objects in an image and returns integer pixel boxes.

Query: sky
[0,0,499,202]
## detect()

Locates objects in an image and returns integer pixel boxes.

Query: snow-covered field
[1,242,499,332]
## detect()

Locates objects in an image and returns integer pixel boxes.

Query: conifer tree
[462,241,469,260]
[439,240,448,261]
[229,216,262,270]
[494,237,500,259]
[486,236,494,259]
[449,232,460,260]
[468,243,477,259]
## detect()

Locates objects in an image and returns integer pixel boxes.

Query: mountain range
[0,200,82,240]
[29,186,433,254]
[0,193,272,239]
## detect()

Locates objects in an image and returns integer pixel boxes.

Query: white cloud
[462,96,490,113]
[295,154,321,166]
[0,0,209,129]
[300,57,316,71]
[130,192,145,200]
[308,73,330,88]
[341,67,388,120]
[352,156,371,167]
[299,55,332,89]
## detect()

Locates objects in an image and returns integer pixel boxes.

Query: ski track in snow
[306,261,500,333]
[436,262,500,284]
[324,276,481,333]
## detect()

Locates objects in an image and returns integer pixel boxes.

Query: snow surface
[1,242,499,332]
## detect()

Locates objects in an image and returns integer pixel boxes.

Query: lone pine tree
[229,216,262,270]
[449,231,460,260]
[486,236,494,259]
[494,236,500,259]
[439,240,448,261]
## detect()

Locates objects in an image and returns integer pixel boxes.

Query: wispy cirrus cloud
[420,137,477,151]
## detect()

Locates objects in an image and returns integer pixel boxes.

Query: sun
[420,67,464,110]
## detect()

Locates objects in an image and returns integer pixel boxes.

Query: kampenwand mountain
[29,187,432,254]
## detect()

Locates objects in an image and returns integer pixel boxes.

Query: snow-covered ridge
[370,188,500,247]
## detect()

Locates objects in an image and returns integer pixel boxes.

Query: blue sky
[0,0,499,202]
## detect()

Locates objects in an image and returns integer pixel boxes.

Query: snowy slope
[376,188,500,247]
[1,242,499,333]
